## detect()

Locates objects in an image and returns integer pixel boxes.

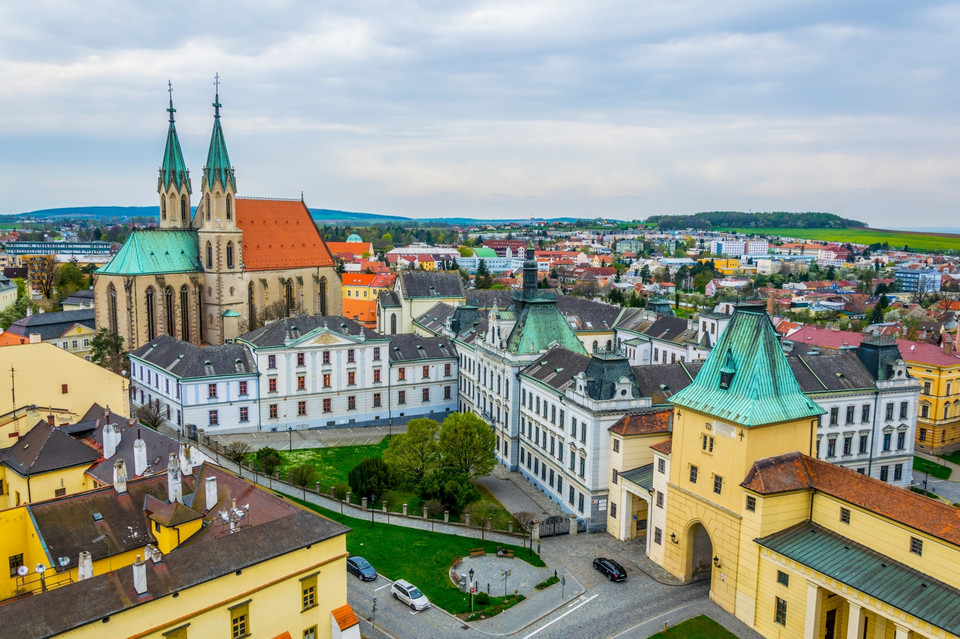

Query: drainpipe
[867,390,881,478]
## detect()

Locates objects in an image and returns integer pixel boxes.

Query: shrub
[418,469,480,515]
[332,483,349,501]
[513,512,536,533]
[424,499,444,518]
[347,457,394,500]
[475,592,490,605]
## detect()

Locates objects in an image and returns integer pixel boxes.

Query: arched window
[161,197,167,220]
[947,404,951,419]
[165,287,175,336]
[248,282,256,330]
[390,314,397,335]
[206,242,213,269]
[318,277,328,316]
[145,287,157,341]
[107,284,118,334]
[606,339,612,350]
[592,340,598,352]
[226,241,234,269]
[226,195,232,220]
[197,286,204,342]
[180,195,188,222]
[180,285,190,341]
[285,280,294,316]
[205,194,211,221]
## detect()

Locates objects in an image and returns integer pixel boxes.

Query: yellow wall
[607,433,662,538]
[0,342,129,417]
[1,465,93,509]
[909,360,960,453]
[151,517,204,554]
[51,323,97,360]
[0,506,49,601]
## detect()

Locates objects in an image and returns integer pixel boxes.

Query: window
[858,435,868,454]
[422,388,430,402]
[209,410,218,425]
[827,438,836,457]
[348,349,355,363]
[268,378,277,393]
[238,381,247,396]
[921,404,929,418]
[579,456,585,478]
[346,396,355,411]
[612,469,619,484]
[71,339,78,350]
[323,398,332,413]
[298,401,307,416]
[268,354,276,369]
[713,475,723,495]
[398,368,406,381]
[894,463,903,481]
[861,404,870,422]
[578,493,584,513]
[303,627,317,639]
[658,458,666,474]
[897,431,906,450]
[239,407,249,422]
[845,406,854,424]
[656,491,664,508]
[445,363,451,377]
[568,486,575,504]
[230,601,250,638]
[163,625,189,639]
[775,597,787,625]
[610,502,617,518]
[297,375,306,390]
[885,403,893,420]
[444,386,451,400]
[373,369,381,383]
[373,347,381,360]
[269,404,278,419]
[922,381,932,395]
[580,422,586,443]
[373,393,381,408]
[840,507,850,524]
[613,439,620,453]
[654,528,662,545]
[880,465,889,482]
[828,407,838,425]
[296,352,305,367]
[702,434,714,453]
[919,428,927,442]
[398,390,406,405]
[901,401,910,418]
[423,365,430,379]
[347,371,355,386]
[9,553,24,577]
[323,373,331,388]
[843,436,852,456]
[61,383,68,394]
[777,571,789,587]
[910,537,923,556]
[746,496,756,512]
[689,465,698,484]
[301,573,317,610]
[882,433,891,451]
[322,351,330,365]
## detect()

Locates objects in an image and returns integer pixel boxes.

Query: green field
[715,227,960,252]
[289,495,544,615]
[247,438,392,489]
[914,457,952,480]
[646,615,739,638]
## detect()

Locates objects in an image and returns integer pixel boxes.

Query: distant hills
[646,211,866,231]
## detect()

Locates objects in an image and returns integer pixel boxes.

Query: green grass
[248,438,391,490]
[914,457,952,480]
[941,451,960,466]
[715,226,960,253]
[534,575,559,590]
[287,495,545,615]
[646,615,740,638]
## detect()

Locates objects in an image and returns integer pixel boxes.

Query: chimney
[145,544,162,563]
[179,442,192,475]
[167,453,182,504]
[205,475,218,510]
[132,556,147,595]
[78,551,93,581]
[945,336,954,356]
[133,430,147,476]
[114,459,128,494]
[29,332,41,343]
[26,306,32,317]
[47,413,55,426]
[103,423,121,460]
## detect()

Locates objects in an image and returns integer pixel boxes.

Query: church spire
[203,73,236,192]
[158,80,191,230]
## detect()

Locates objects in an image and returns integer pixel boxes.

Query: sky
[1,1,959,228]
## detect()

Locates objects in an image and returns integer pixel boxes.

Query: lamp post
[288,425,292,451]
[469,568,475,612]
[370,493,376,527]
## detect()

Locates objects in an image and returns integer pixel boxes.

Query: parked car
[392,579,431,611]
[593,557,627,581]
[346,556,378,581]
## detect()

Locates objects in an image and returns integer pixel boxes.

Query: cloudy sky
[1,1,959,227]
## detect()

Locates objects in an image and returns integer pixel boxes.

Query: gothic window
[161,197,166,220]
[285,280,294,316]
[180,195,187,222]
[390,314,397,335]
[145,287,157,341]
[206,242,213,269]
[226,241,234,269]
[197,286,204,341]
[107,284,118,334]
[205,194,210,220]
[226,194,232,220]
[165,287,175,336]
[180,285,190,340]
[318,277,328,316]
[248,282,256,330]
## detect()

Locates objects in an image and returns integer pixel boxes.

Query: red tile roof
[342,298,377,326]
[332,604,359,630]
[326,241,373,257]
[789,325,960,367]
[742,452,960,545]
[236,199,334,270]
[609,408,673,436]
[342,273,378,287]
[650,438,672,455]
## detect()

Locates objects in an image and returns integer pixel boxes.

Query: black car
[346,556,378,581]
[593,557,627,581]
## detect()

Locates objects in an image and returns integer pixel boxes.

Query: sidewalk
[915,451,960,480]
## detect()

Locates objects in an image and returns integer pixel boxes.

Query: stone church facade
[94,86,341,350]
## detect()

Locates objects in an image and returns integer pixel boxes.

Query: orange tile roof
[342,273,378,287]
[272,633,292,639]
[236,199,334,270]
[609,408,672,436]
[332,604,359,630]
[0,331,28,346]
[742,452,960,546]
[326,241,373,257]
[650,438,672,454]
[342,298,377,325]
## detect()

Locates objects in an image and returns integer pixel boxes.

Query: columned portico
[802,579,935,639]
[803,580,823,639]
[618,473,652,545]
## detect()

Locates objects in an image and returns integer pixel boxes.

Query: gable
[236,198,335,271]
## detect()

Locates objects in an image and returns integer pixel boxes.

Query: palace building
[94,83,341,350]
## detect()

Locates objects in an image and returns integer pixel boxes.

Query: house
[376,270,465,335]
[6,308,97,360]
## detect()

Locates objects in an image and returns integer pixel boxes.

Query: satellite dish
[58,557,70,567]
[35,564,46,574]
[16,565,28,577]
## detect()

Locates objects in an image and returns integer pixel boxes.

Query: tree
[288,464,317,499]
[254,446,283,478]
[868,303,885,325]
[224,441,253,465]
[438,412,496,480]
[475,259,492,289]
[417,468,480,515]
[639,264,651,284]
[347,457,394,499]
[90,328,127,375]
[652,266,671,283]
[135,398,166,430]
[382,418,440,486]
[54,259,87,303]
[27,255,58,299]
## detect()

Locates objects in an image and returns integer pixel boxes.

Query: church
[94,83,342,350]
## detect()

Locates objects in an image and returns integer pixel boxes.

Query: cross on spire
[167,80,176,123]
[212,73,222,118]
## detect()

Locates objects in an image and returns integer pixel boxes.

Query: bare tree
[135,399,166,430]
[289,464,317,499]
[224,441,253,466]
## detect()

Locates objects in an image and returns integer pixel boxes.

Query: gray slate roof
[238,314,381,348]
[62,289,95,304]
[555,295,620,332]
[389,333,455,362]
[130,334,257,379]
[1,421,99,476]
[632,362,700,405]
[86,422,186,484]
[522,347,592,392]
[399,270,465,299]
[378,290,401,307]
[6,308,95,341]
[787,351,876,393]
[414,302,457,334]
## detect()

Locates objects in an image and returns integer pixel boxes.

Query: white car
[391,579,431,611]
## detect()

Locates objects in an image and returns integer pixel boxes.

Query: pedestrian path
[916,451,960,480]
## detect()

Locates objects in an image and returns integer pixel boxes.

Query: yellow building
[0,342,130,438]
[5,308,97,360]
[698,257,741,275]
[0,463,358,639]
[905,340,960,455]
[643,305,960,639]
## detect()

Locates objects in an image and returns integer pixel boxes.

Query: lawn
[715,226,960,253]
[646,615,739,638]
[287,495,545,615]
[914,457,952,480]
[941,451,960,467]
[247,438,391,490]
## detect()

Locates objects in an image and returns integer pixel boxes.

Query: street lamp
[469,568,475,612]
[370,493,376,527]
[287,426,292,451]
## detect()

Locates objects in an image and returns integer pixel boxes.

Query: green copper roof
[668,304,823,427]
[506,300,587,355]
[758,522,960,636]
[620,463,654,490]
[203,92,235,191]
[97,230,201,275]
[159,100,191,192]
[222,310,241,317]
[474,247,498,258]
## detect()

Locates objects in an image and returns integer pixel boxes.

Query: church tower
[157,82,192,230]
[196,76,244,344]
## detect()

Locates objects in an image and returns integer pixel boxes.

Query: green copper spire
[158,80,191,192]
[203,73,236,192]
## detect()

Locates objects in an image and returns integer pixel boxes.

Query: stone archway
[687,522,713,578]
